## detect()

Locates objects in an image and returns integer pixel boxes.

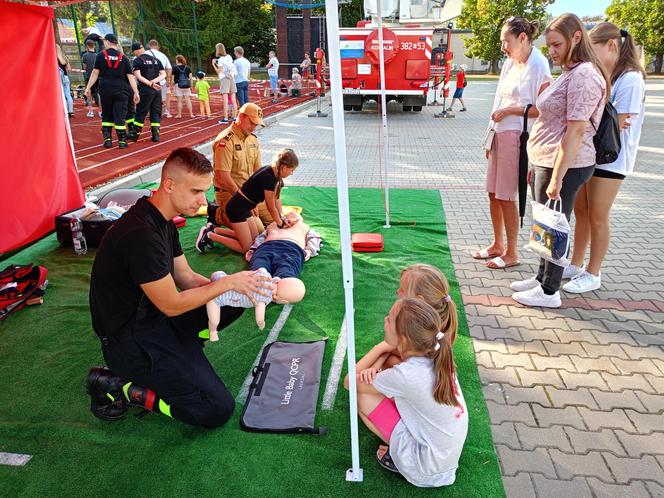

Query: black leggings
[530,164,595,294]
[102,305,244,428]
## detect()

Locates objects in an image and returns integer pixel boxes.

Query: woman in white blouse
[474,17,552,270]
[563,23,647,293]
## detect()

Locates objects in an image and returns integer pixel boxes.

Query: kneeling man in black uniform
[87,147,272,428]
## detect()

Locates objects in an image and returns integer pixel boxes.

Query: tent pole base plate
[346,468,364,482]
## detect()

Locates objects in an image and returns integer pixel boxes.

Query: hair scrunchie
[434,331,445,351]
[443,295,453,303]
[620,29,629,37]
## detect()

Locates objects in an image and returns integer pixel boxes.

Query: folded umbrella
[519,104,533,228]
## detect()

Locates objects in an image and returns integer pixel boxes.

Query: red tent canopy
[0,1,84,253]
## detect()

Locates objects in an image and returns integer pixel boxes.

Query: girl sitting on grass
[344,297,468,487]
[205,148,299,253]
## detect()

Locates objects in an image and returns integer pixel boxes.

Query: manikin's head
[284,211,302,225]
[273,277,306,304]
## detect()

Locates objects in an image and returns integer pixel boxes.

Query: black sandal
[376,447,400,474]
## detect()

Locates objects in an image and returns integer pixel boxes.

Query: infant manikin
[206,268,306,340]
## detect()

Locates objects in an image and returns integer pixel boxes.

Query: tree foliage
[606,0,664,72]
[457,0,553,73]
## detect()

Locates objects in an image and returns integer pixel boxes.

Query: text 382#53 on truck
[339,26,433,112]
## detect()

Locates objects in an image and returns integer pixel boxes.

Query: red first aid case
[172,216,186,229]
[352,233,384,252]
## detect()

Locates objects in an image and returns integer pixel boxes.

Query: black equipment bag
[591,100,621,165]
[241,339,327,434]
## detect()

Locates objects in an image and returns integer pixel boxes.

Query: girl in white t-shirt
[563,23,647,294]
[344,294,467,487]
[475,17,552,270]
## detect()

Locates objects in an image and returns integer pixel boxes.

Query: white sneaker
[512,285,561,308]
[86,111,94,118]
[510,276,540,292]
[563,271,601,294]
[164,111,172,118]
[562,264,585,280]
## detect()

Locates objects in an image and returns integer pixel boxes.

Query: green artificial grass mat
[0,186,504,498]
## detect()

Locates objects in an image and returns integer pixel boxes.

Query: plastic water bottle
[70,217,88,255]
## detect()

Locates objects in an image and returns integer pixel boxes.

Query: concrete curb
[89,98,319,198]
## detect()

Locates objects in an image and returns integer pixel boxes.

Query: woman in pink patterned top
[511,13,611,308]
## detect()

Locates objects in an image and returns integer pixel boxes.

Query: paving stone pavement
[255,79,664,497]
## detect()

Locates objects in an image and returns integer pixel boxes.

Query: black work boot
[150,126,160,142]
[102,126,113,148]
[127,123,140,142]
[86,366,128,421]
[117,129,128,149]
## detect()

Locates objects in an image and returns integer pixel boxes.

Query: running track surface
[70,81,316,188]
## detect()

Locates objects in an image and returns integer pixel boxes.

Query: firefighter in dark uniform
[129,42,165,142]
[84,33,140,149]
[208,103,264,229]
[85,148,273,427]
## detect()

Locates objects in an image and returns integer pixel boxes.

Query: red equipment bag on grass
[352,233,384,252]
[0,264,49,322]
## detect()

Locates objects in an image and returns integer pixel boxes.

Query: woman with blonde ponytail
[204,148,299,253]
[343,298,468,487]
[563,23,646,294]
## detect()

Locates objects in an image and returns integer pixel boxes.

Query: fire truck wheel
[403,105,412,112]
[413,106,423,112]
[344,104,353,111]
[352,105,363,112]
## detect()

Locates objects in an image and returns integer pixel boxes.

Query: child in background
[279,80,288,97]
[290,68,302,97]
[344,297,468,487]
[447,64,468,112]
[195,71,211,118]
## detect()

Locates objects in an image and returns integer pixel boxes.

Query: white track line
[75,114,209,154]
[76,99,298,171]
[322,315,347,410]
[236,304,292,404]
[0,452,32,466]
[77,120,223,172]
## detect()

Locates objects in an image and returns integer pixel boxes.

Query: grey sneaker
[563,271,601,294]
[510,276,540,292]
[562,264,585,280]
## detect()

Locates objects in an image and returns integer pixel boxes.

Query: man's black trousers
[134,86,162,126]
[101,305,244,428]
[99,81,129,127]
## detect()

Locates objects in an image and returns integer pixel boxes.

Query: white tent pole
[324,0,363,483]
[376,0,391,228]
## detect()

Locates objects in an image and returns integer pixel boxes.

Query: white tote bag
[526,199,571,267]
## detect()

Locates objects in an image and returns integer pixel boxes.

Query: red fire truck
[339,26,433,112]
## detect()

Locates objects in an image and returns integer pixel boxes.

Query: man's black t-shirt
[94,48,133,84]
[240,166,282,204]
[89,197,183,338]
[132,53,164,88]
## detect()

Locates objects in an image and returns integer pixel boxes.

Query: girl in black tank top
[206,148,299,254]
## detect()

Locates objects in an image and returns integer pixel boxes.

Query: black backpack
[176,65,190,88]
[590,98,621,165]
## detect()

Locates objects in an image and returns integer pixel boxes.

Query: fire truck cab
[339,0,462,112]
